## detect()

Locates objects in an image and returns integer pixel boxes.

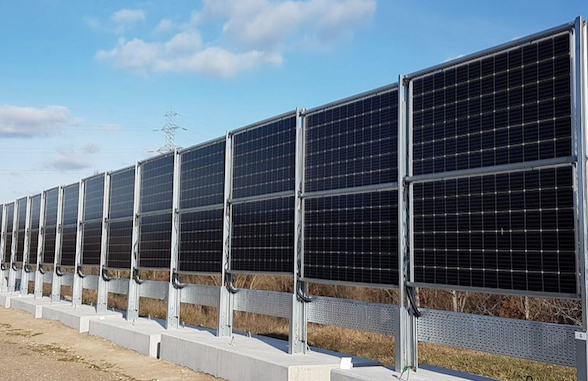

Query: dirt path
[0,307,220,381]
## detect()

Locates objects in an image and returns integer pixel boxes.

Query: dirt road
[0,307,219,380]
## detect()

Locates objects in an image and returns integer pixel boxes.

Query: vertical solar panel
[60,184,79,266]
[28,195,41,264]
[4,203,14,263]
[84,175,104,221]
[232,115,296,199]
[412,33,572,176]
[180,140,225,209]
[139,213,172,269]
[0,205,3,263]
[109,168,135,219]
[106,220,132,269]
[305,89,398,192]
[179,209,223,273]
[413,166,575,294]
[304,191,398,285]
[42,188,59,265]
[81,176,104,266]
[231,197,294,273]
[140,155,174,214]
[16,198,27,262]
[106,168,135,269]
[82,221,102,266]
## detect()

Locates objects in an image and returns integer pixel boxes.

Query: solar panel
[180,140,225,209]
[179,208,223,273]
[62,184,79,226]
[82,221,102,266]
[42,188,59,265]
[140,155,174,214]
[413,166,575,294]
[84,175,104,222]
[106,219,132,269]
[16,198,26,262]
[232,115,296,199]
[304,191,398,285]
[28,195,41,264]
[231,196,294,273]
[60,225,77,267]
[109,168,135,219]
[412,33,572,176]
[305,89,398,192]
[4,203,13,263]
[139,213,172,269]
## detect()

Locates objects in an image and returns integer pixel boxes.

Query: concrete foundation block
[0,292,20,308]
[9,295,65,318]
[160,327,376,381]
[42,303,122,333]
[331,366,497,381]
[89,316,166,358]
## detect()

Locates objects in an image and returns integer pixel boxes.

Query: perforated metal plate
[179,284,220,307]
[234,289,292,318]
[307,296,398,337]
[417,308,578,366]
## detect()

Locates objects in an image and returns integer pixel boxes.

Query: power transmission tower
[153,109,187,154]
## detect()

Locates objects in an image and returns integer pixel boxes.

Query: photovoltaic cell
[232,116,296,199]
[82,221,102,266]
[16,198,26,262]
[140,155,174,214]
[139,213,172,269]
[412,33,572,176]
[180,140,225,209]
[304,191,398,285]
[305,89,398,192]
[62,184,79,226]
[84,175,104,222]
[43,188,59,265]
[231,197,294,273]
[106,219,132,269]
[43,229,56,265]
[109,168,135,219]
[413,166,576,294]
[28,195,41,264]
[4,203,13,263]
[179,208,223,273]
[60,225,77,267]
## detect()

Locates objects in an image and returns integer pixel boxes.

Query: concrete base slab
[89,317,166,358]
[42,303,122,333]
[0,292,20,308]
[8,295,67,318]
[160,327,377,381]
[331,366,497,381]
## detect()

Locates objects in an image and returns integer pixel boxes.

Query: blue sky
[0,0,586,202]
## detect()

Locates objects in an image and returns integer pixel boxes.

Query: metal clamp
[55,266,64,277]
[11,263,17,271]
[38,264,45,274]
[172,269,186,289]
[132,268,144,284]
[0,263,6,271]
[296,281,312,303]
[76,266,86,278]
[101,266,111,282]
[24,264,33,273]
[226,274,238,294]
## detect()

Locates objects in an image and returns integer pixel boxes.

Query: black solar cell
[109,168,135,219]
[140,155,174,214]
[106,219,132,269]
[179,208,223,273]
[138,213,172,269]
[82,221,102,266]
[84,176,104,222]
[180,140,225,209]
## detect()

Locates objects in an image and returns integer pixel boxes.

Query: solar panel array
[60,184,79,267]
[303,89,399,285]
[28,194,41,264]
[82,176,104,266]
[0,205,3,263]
[138,155,174,269]
[3,203,13,263]
[107,168,135,269]
[178,140,225,273]
[230,116,297,273]
[410,31,575,294]
[43,188,59,265]
[16,198,27,262]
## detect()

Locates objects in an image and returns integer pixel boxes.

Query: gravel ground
[0,306,220,381]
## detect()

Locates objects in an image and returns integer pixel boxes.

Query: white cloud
[47,155,91,171]
[84,142,100,154]
[154,18,177,34]
[0,105,71,138]
[100,123,122,132]
[111,9,146,24]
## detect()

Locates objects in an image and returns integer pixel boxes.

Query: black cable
[406,287,422,318]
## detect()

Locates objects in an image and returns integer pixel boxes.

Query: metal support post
[0,205,7,292]
[218,133,235,337]
[51,187,64,303]
[34,192,47,299]
[167,150,182,329]
[72,181,85,306]
[127,163,142,321]
[396,75,418,371]
[573,16,588,381]
[19,197,32,295]
[8,201,19,293]
[289,108,308,354]
[96,173,111,312]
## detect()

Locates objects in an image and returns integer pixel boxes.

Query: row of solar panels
[0,26,578,296]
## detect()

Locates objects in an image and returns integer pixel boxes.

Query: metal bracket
[76,266,86,278]
[226,274,238,294]
[1,263,6,271]
[55,266,64,277]
[171,270,186,289]
[24,264,33,273]
[11,263,17,271]
[132,268,144,284]
[296,281,312,303]
[101,267,111,282]
[38,264,45,274]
